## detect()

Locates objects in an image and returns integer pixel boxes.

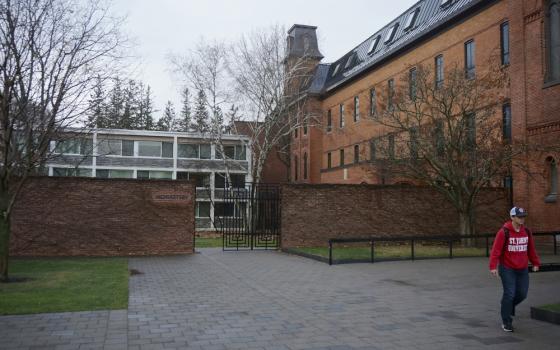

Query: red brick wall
[11,177,195,256]
[281,184,509,248]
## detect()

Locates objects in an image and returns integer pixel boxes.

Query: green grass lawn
[291,244,487,261]
[540,303,560,313]
[0,257,128,315]
[195,237,222,248]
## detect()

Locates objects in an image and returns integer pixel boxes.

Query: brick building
[288,0,560,230]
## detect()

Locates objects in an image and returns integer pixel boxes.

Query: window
[503,103,512,142]
[385,24,399,43]
[435,55,444,88]
[122,140,134,156]
[370,139,377,161]
[441,0,453,7]
[137,170,172,180]
[388,79,395,110]
[353,96,360,122]
[303,122,308,135]
[345,53,355,69]
[547,0,560,81]
[340,149,345,166]
[339,104,345,128]
[503,176,513,188]
[235,145,246,160]
[405,8,420,30]
[368,36,380,54]
[409,68,417,100]
[215,203,235,217]
[327,110,332,132]
[53,167,91,177]
[465,40,476,79]
[190,172,210,187]
[96,169,133,179]
[162,142,173,158]
[200,144,211,159]
[294,127,298,138]
[500,22,510,66]
[327,152,332,169]
[370,89,377,116]
[303,153,308,180]
[178,144,199,158]
[332,64,340,77]
[216,145,235,159]
[55,139,80,155]
[196,202,211,218]
[294,156,298,181]
[215,173,245,188]
[98,139,122,156]
[138,141,161,157]
[176,171,189,180]
[354,145,360,164]
[546,157,558,202]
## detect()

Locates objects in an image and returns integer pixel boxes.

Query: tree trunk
[458,210,475,247]
[0,214,10,282]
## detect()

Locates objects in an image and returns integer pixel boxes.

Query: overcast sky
[111,0,418,118]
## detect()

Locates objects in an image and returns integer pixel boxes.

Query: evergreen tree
[224,104,239,134]
[86,75,105,128]
[193,88,209,133]
[143,86,155,130]
[179,87,192,132]
[156,100,177,131]
[107,77,124,128]
[120,79,138,129]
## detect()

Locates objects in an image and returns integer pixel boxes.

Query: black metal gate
[217,183,281,250]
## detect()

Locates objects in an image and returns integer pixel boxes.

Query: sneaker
[502,323,514,332]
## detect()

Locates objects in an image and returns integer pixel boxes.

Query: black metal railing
[328,232,559,265]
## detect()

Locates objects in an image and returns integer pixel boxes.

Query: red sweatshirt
[489,221,540,270]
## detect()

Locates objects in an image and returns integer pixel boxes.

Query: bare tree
[0,0,126,281]
[228,25,320,184]
[370,61,518,236]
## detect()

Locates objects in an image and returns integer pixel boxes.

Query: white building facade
[47,128,252,230]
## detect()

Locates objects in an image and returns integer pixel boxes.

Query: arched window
[547,0,560,82]
[545,157,558,203]
[303,153,308,180]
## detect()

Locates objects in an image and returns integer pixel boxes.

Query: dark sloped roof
[308,0,493,95]
[308,64,331,94]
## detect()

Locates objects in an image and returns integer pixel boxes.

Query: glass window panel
[162,142,173,158]
[78,169,92,177]
[80,139,93,156]
[215,173,226,188]
[149,171,172,179]
[96,169,109,178]
[191,173,210,187]
[235,145,246,160]
[138,141,161,157]
[98,139,122,156]
[197,202,211,217]
[137,170,149,179]
[215,202,234,217]
[110,170,133,178]
[176,171,189,180]
[122,140,134,156]
[53,167,67,177]
[56,139,80,154]
[200,144,211,159]
[178,144,199,158]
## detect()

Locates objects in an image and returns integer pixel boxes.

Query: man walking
[489,207,540,332]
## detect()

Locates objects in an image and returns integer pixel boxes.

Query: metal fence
[327,232,560,265]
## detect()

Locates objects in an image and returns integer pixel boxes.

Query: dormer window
[385,24,399,43]
[405,8,420,30]
[332,64,340,77]
[368,36,380,54]
[345,53,355,69]
[441,0,453,7]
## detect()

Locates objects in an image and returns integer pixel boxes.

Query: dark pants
[498,265,529,325]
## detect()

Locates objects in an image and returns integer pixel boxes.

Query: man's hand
[490,269,498,277]
[532,266,539,272]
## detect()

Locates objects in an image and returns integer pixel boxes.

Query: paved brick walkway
[1,250,559,349]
